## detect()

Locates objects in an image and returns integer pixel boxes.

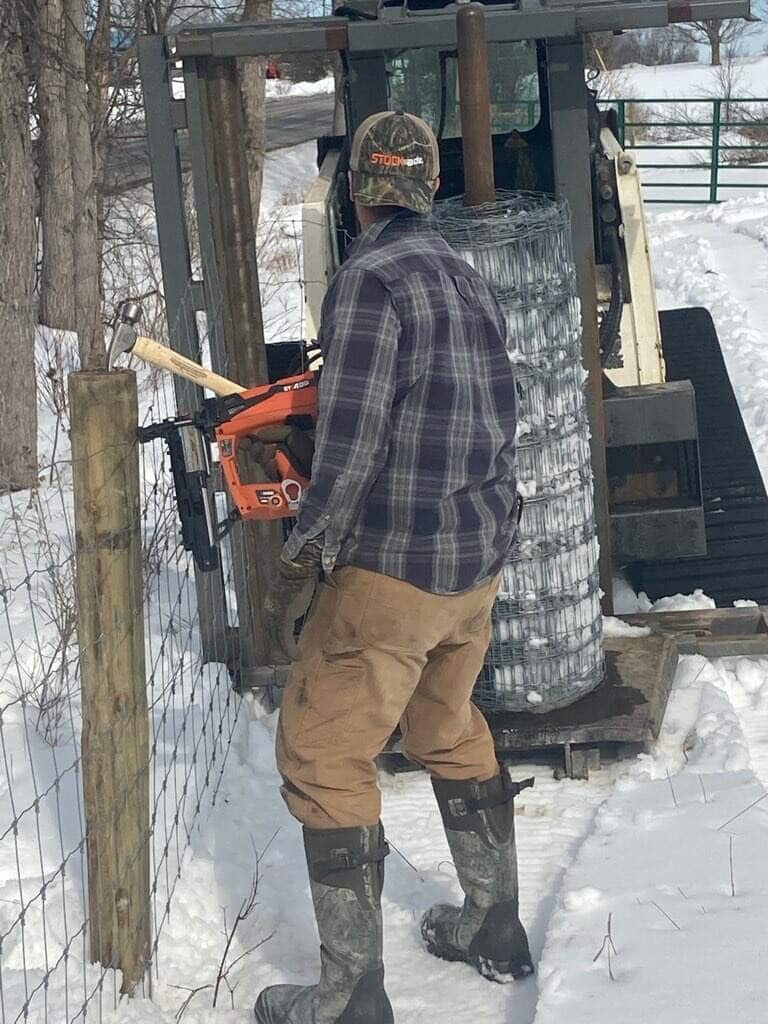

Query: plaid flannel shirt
[283,210,518,594]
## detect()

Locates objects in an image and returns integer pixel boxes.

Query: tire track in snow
[645,200,768,789]
[530,663,768,1024]
[709,657,768,793]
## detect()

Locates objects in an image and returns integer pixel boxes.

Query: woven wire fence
[0,322,240,1022]
[0,152,309,1018]
[435,192,603,713]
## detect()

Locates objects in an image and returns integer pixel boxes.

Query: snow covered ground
[97,644,768,1024]
[534,656,768,1024]
[4,76,768,1023]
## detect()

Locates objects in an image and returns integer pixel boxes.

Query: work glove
[263,538,323,663]
[247,424,314,482]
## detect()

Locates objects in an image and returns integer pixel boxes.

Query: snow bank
[647,589,717,613]
[598,54,768,99]
[611,578,720,618]
[266,77,335,99]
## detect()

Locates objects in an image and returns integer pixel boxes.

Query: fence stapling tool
[112,304,319,573]
[138,374,318,572]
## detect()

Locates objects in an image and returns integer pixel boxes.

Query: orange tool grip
[214,371,317,521]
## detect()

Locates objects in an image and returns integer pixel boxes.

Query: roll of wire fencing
[435,192,603,713]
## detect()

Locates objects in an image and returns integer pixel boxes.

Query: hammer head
[107,302,143,370]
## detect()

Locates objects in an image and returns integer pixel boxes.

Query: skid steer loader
[138,0,768,776]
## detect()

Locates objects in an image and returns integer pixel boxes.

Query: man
[255,111,532,1024]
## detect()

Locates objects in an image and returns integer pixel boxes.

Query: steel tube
[199,55,284,683]
[138,36,231,664]
[456,3,496,207]
[173,2,751,58]
[547,37,614,612]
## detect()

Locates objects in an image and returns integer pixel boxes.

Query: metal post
[547,37,614,613]
[710,98,722,204]
[617,99,626,149]
[183,58,228,376]
[194,54,283,684]
[345,52,389,137]
[138,35,231,664]
[456,3,496,206]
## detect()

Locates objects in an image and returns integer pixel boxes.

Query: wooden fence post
[69,369,150,995]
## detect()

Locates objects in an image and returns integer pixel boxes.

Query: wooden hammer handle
[133,335,245,396]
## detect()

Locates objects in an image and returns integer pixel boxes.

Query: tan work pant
[276,566,500,829]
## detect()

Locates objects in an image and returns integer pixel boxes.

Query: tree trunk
[707,20,722,65]
[64,0,106,370]
[239,0,272,231]
[0,1,39,491]
[86,0,111,242]
[36,0,77,331]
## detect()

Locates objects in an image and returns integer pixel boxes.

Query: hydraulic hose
[600,227,624,367]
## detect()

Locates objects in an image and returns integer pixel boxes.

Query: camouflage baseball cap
[349,111,440,214]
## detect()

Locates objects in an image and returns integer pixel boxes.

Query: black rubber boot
[421,770,535,984]
[255,824,394,1024]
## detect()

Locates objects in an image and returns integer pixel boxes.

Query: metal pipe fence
[600,96,768,204]
[436,95,768,205]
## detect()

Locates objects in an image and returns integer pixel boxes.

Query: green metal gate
[600,96,768,204]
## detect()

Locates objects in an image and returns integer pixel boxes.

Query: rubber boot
[421,770,535,984]
[255,824,394,1024]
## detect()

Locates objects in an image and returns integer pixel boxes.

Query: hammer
[109,302,245,397]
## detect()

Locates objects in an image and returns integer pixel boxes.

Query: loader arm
[597,127,666,389]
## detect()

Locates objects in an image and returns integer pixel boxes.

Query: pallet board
[623,606,768,657]
[488,633,678,752]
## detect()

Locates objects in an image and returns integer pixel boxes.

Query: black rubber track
[630,307,768,606]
